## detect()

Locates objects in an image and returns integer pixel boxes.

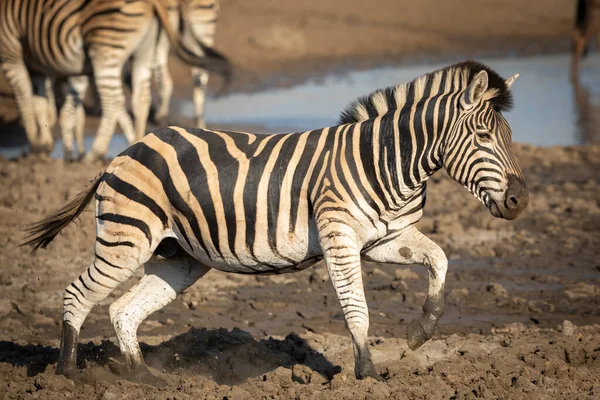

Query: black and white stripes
[25,61,529,381]
[0,0,230,160]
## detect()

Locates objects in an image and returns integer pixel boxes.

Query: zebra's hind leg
[1,60,41,152]
[57,244,150,377]
[108,250,210,383]
[130,18,159,142]
[84,51,135,162]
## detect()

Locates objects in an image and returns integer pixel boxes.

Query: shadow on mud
[0,327,341,385]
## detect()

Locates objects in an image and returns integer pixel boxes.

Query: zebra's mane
[339,61,513,125]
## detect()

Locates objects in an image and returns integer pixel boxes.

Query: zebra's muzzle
[499,174,529,220]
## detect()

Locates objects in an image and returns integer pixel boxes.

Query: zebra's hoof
[406,317,432,350]
[354,362,383,381]
[81,152,102,164]
[153,115,168,127]
[64,151,75,163]
[55,364,80,380]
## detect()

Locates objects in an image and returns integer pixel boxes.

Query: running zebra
[24,61,528,382]
[0,0,230,160]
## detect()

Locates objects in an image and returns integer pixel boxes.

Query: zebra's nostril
[507,195,518,209]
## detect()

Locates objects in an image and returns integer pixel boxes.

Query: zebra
[24,61,529,382]
[56,0,226,160]
[571,0,600,82]
[0,0,230,160]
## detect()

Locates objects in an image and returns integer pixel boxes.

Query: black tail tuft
[21,173,104,254]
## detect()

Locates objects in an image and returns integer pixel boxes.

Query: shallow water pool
[2,52,599,160]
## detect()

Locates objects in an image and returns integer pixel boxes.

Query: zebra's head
[443,64,528,220]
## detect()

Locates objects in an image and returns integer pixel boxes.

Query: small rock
[394,268,419,281]
[228,387,253,400]
[292,364,313,384]
[450,288,469,298]
[102,392,119,400]
[329,372,349,390]
[486,282,508,297]
[369,381,391,398]
[0,299,13,317]
[271,366,292,388]
[370,267,391,279]
[559,320,577,337]
[528,300,555,314]
[309,268,329,284]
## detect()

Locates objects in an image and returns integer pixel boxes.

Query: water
[2,52,599,159]
[191,52,600,146]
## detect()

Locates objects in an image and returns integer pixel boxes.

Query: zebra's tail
[150,0,232,90]
[21,173,104,254]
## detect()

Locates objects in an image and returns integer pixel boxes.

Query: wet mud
[0,144,598,398]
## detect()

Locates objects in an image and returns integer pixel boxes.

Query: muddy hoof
[56,364,82,381]
[406,318,432,350]
[355,361,383,381]
[63,150,75,163]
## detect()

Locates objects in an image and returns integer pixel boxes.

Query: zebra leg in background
[109,255,210,381]
[131,19,160,142]
[318,224,381,380]
[151,61,172,127]
[1,61,43,152]
[151,17,175,127]
[31,75,55,153]
[191,67,209,128]
[571,27,587,82]
[84,56,135,161]
[362,226,447,350]
[59,76,89,161]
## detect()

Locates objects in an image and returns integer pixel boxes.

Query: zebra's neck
[359,100,447,209]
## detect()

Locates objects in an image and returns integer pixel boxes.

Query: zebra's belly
[180,228,323,275]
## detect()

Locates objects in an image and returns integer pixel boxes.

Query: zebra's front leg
[363,226,447,350]
[319,227,381,380]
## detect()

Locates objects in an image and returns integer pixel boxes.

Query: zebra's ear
[505,74,519,89]
[461,70,488,110]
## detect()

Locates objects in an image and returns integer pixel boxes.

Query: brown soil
[0,144,599,399]
[1,1,599,398]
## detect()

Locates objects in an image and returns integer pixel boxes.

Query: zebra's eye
[476,130,493,143]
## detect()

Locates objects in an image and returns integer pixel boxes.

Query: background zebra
[24,61,528,382]
[54,0,228,160]
[0,0,230,160]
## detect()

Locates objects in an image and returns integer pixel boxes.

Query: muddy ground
[1,0,600,398]
[0,144,598,399]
